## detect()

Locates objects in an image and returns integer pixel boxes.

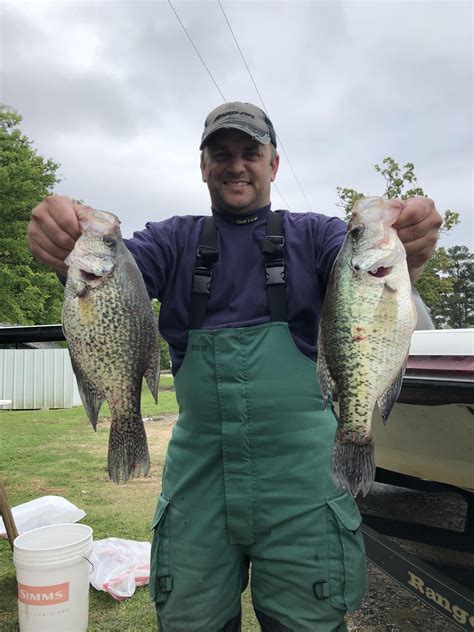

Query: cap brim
[200,122,271,150]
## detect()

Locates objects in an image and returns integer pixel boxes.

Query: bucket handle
[83,555,94,574]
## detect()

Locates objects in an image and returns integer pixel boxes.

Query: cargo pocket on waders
[150,493,173,604]
[325,491,366,612]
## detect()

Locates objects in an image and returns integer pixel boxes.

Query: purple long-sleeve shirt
[124,204,346,375]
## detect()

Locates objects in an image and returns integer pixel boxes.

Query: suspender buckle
[265,262,285,286]
[196,245,219,264]
[193,246,218,296]
[259,235,284,256]
[266,235,285,247]
[192,268,212,295]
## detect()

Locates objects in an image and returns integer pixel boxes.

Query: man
[28,102,441,632]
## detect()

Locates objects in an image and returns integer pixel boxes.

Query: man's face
[200,129,279,215]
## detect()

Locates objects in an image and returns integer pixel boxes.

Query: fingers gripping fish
[317,197,416,497]
[62,209,160,483]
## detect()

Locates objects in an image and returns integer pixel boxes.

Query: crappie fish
[317,196,416,497]
[62,209,160,483]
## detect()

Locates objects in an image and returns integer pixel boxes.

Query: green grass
[0,375,260,631]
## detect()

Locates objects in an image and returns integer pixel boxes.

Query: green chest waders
[150,215,366,632]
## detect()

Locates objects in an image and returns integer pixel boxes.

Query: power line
[167,1,226,101]
[217,0,269,116]
[217,0,314,213]
[167,0,292,210]
[272,185,292,211]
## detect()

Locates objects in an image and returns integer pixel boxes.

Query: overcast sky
[2,0,472,248]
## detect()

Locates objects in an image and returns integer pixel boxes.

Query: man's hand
[28,195,91,277]
[394,196,442,282]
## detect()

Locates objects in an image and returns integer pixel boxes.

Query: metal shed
[0,348,81,410]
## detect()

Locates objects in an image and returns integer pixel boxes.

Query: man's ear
[271,152,280,182]
[200,152,207,182]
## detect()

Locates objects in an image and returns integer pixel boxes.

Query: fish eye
[350,225,365,238]
[103,236,116,247]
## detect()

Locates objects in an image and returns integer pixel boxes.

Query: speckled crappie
[62,208,160,483]
[317,196,416,497]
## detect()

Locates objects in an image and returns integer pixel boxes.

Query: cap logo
[213,110,256,123]
[200,102,277,149]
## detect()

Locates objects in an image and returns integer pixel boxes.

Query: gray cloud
[2,0,472,247]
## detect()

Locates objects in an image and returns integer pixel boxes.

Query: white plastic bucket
[13,523,93,632]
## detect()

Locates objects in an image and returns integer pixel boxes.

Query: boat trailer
[362,468,474,630]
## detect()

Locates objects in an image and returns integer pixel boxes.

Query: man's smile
[223,180,251,187]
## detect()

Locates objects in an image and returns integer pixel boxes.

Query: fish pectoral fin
[145,335,161,404]
[376,358,407,424]
[384,278,398,292]
[330,401,340,423]
[71,357,103,430]
[316,340,335,408]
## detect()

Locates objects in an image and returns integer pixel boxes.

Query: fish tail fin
[331,437,375,498]
[108,416,150,483]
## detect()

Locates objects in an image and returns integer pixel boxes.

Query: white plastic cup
[13,523,93,632]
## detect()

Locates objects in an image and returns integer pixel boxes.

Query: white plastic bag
[0,495,86,537]
[89,538,151,600]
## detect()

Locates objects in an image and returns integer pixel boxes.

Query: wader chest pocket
[150,493,172,603]
[326,491,366,612]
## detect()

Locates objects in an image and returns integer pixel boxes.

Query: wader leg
[254,609,293,631]
[157,611,242,632]
[217,612,242,632]
[255,609,348,632]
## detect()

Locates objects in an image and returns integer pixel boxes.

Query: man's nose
[227,155,246,173]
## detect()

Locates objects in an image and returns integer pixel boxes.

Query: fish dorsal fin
[145,335,161,404]
[376,356,408,424]
[70,357,104,430]
[317,337,336,409]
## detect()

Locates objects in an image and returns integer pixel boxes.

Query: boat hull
[373,400,474,491]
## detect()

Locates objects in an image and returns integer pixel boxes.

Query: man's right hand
[28,195,91,277]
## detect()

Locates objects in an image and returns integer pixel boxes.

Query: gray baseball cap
[200,102,277,150]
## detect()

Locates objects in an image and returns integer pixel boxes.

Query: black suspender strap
[189,210,287,330]
[189,216,219,329]
[258,210,287,322]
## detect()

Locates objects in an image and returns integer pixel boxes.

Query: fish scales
[63,209,160,483]
[318,196,416,497]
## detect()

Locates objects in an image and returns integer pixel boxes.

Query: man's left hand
[394,196,443,281]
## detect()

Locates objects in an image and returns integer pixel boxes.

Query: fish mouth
[368,266,392,278]
[80,270,105,282]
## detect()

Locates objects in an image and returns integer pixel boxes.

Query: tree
[442,246,473,328]
[337,157,460,227]
[0,104,63,324]
[336,157,473,328]
[414,247,453,327]
[417,246,474,328]
[151,300,172,370]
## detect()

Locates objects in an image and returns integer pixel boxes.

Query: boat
[372,327,474,491]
